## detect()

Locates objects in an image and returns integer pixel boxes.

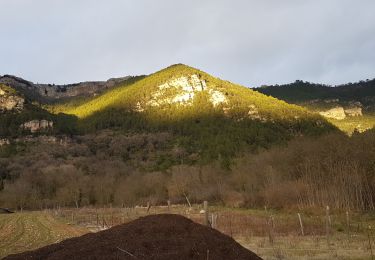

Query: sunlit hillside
[50,64,335,165]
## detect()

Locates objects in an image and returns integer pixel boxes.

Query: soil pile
[5,214,262,260]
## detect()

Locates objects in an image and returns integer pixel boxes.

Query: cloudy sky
[1,0,374,87]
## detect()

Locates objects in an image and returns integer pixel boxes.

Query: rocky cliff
[0,84,24,112]
[21,120,53,133]
[0,75,135,102]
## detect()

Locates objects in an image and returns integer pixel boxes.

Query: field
[0,211,87,258]
[1,205,375,259]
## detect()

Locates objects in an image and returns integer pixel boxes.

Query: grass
[327,115,375,134]
[0,211,88,258]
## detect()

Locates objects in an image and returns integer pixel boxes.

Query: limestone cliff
[21,120,53,133]
[0,84,24,112]
[0,74,135,102]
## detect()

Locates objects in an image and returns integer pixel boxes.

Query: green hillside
[256,79,375,133]
[51,64,335,165]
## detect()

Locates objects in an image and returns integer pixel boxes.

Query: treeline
[1,129,375,211]
[257,78,375,104]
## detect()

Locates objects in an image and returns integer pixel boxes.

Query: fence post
[267,215,274,245]
[211,214,218,229]
[367,226,374,260]
[168,200,171,212]
[298,213,304,236]
[204,201,209,226]
[326,206,330,247]
[346,211,350,242]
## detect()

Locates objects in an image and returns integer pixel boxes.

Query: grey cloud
[0,0,374,87]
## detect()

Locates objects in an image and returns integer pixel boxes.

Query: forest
[1,128,374,211]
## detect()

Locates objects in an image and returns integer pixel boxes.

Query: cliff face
[21,120,53,133]
[0,75,133,102]
[0,84,24,112]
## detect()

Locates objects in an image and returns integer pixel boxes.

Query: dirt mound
[5,214,261,260]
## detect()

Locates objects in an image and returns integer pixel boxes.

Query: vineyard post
[298,213,304,236]
[204,201,209,226]
[346,210,350,242]
[326,206,330,247]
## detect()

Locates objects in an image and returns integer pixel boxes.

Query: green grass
[327,115,375,134]
[0,211,88,258]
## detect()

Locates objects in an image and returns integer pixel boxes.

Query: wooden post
[204,201,209,226]
[298,213,304,236]
[268,216,274,245]
[367,226,374,260]
[326,206,330,247]
[346,211,350,242]
[211,214,217,229]
[184,193,192,209]
[167,200,171,212]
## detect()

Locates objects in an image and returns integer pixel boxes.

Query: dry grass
[54,205,375,259]
[2,205,375,259]
[0,211,88,258]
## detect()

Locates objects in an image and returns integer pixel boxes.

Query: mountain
[49,64,335,165]
[256,79,375,133]
[0,64,344,210]
[0,74,143,103]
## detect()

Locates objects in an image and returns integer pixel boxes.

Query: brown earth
[5,214,262,260]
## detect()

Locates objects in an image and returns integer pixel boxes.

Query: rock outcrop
[247,104,261,119]
[345,106,362,117]
[0,85,24,112]
[21,120,53,133]
[146,74,227,108]
[319,107,346,120]
[319,105,363,120]
[0,139,10,146]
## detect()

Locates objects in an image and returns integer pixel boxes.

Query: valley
[1,64,375,259]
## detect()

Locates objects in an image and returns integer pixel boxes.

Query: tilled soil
[5,214,262,260]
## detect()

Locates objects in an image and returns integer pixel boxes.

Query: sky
[0,0,375,87]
